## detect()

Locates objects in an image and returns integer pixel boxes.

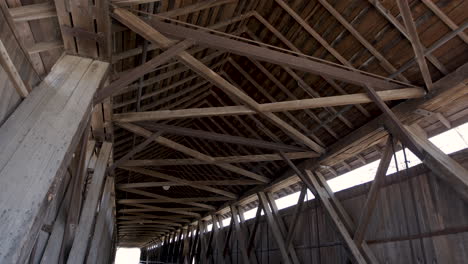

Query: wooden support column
[212,215,225,263]
[354,137,394,245]
[304,171,368,263]
[222,217,233,260]
[247,205,263,257]
[189,223,201,263]
[265,192,300,264]
[230,205,252,264]
[280,153,371,263]
[257,192,292,264]
[182,226,191,263]
[285,185,307,248]
[0,55,109,263]
[86,176,115,264]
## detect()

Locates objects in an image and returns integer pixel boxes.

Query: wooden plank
[53,0,77,54]
[68,0,97,57]
[119,166,238,199]
[0,55,109,263]
[396,0,433,90]
[113,88,425,122]
[9,2,57,22]
[354,137,393,245]
[28,40,64,54]
[66,142,113,264]
[0,38,30,97]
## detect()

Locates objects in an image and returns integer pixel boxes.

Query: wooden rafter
[396,0,433,90]
[420,0,468,44]
[118,187,215,210]
[113,88,425,122]
[120,151,317,166]
[119,166,238,199]
[317,0,409,83]
[139,123,306,152]
[116,122,270,183]
[148,19,412,90]
[249,13,371,118]
[117,180,259,189]
[111,8,325,153]
[366,0,448,75]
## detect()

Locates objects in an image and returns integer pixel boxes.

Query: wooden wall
[0,7,40,124]
[146,149,468,263]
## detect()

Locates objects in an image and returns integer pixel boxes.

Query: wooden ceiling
[4,0,467,246]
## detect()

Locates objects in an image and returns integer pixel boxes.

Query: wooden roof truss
[4,0,466,260]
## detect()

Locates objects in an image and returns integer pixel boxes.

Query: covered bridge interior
[0,0,467,263]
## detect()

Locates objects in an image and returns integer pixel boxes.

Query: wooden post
[257,192,292,264]
[354,137,394,245]
[230,205,252,264]
[67,142,113,264]
[0,38,30,97]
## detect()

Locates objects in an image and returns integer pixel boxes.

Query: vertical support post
[265,192,300,264]
[247,205,263,257]
[354,137,394,245]
[257,192,292,264]
[280,152,370,263]
[230,205,251,264]
[285,185,307,249]
[67,142,113,264]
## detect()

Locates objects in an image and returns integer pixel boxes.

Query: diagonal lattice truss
[77,0,468,251]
